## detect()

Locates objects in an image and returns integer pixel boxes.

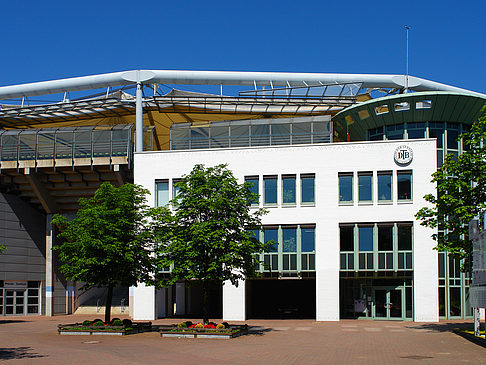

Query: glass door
[373,287,404,320]
[5,290,26,316]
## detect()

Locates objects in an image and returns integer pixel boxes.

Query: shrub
[122,319,132,327]
[216,324,225,329]
[177,322,187,328]
[222,322,229,329]
[195,323,204,328]
[112,319,123,326]
[82,320,92,326]
[110,317,121,325]
[185,321,193,327]
[93,320,105,327]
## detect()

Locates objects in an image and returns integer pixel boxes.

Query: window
[264,227,278,252]
[155,180,169,207]
[245,176,259,205]
[358,172,373,203]
[340,225,354,251]
[301,226,315,252]
[263,175,277,205]
[398,224,412,250]
[301,174,315,204]
[339,173,353,204]
[358,226,373,251]
[397,171,412,201]
[447,123,459,150]
[282,175,296,205]
[378,225,393,251]
[377,171,392,202]
[282,227,297,252]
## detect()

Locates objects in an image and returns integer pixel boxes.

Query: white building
[0,70,484,321]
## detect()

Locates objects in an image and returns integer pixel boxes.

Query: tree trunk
[104,284,114,324]
[202,281,209,324]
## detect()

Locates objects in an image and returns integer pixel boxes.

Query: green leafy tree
[416,106,486,269]
[151,164,270,323]
[52,182,156,323]
[0,244,6,253]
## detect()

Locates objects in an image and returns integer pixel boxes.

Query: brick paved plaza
[0,315,484,364]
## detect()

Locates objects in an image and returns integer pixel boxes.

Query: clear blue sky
[1,0,484,93]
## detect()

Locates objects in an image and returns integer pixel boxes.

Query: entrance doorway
[5,290,26,315]
[373,287,404,320]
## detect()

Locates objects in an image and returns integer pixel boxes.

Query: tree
[52,182,156,323]
[151,164,270,323]
[416,106,486,269]
[0,244,6,253]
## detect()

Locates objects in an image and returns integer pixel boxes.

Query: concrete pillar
[136,81,143,152]
[45,213,53,316]
[413,223,439,322]
[175,282,186,316]
[129,286,134,318]
[223,279,246,321]
[132,283,156,320]
[66,281,74,314]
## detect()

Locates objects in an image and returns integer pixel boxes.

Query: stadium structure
[0,70,484,321]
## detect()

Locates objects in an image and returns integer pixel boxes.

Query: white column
[413,223,439,322]
[132,283,156,320]
[316,225,340,321]
[129,286,134,318]
[175,282,186,316]
[223,279,246,321]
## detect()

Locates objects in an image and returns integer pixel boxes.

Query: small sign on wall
[394,145,413,166]
[4,281,28,289]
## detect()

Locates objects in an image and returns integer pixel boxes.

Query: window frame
[397,170,413,202]
[338,172,354,205]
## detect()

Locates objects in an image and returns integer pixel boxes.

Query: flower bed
[58,319,152,336]
[159,322,248,339]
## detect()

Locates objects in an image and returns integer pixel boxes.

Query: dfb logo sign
[394,145,413,166]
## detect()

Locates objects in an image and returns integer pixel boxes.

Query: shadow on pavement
[247,326,273,336]
[405,322,472,332]
[0,347,45,360]
[0,320,30,324]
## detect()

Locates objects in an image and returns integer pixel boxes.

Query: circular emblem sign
[394,145,413,166]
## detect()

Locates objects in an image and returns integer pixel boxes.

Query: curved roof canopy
[333,91,486,141]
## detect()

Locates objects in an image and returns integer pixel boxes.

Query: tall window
[301,174,315,204]
[245,176,259,205]
[339,173,353,204]
[282,175,296,205]
[358,172,373,203]
[340,225,354,251]
[378,225,393,251]
[377,171,392,202]
[155,180,169,207]
[263,175,277,205]
[172,179,182,205]
[301,226,315,252]
[282,227,297,252]
[358,226,373,251]
[264,227,278,252]
[398,224,412,250]
[397,171,412,201]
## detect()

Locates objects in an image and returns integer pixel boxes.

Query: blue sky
[1,0,484,94]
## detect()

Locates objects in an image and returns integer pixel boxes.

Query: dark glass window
[301,227,315,252]
[340,225,354,251]
[301,175,315,204]
[263,176,277,205]
[358,226,373,251]
[429,124,443,148]
[377,171,392,202]
[339,173,353,203]
[398,224,412,250]
[358,172,372,202]
[397,171,412,201]
[447,123,459,150]
[378,225,393,251]
[245,176,259,205]
[282,175,296,204]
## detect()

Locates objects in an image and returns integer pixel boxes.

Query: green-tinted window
[339,173,353,203]
[301,174,315,204]
[263,176,277,205]
[156,180,169,207]
[398,224,412,250]
[264,228,278,253]
[378,171,392,202]
[282,175,296,204]
[245,176,259,205]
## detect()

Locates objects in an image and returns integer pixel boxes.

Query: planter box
[58,322,152,336]
[159,325,248,339]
